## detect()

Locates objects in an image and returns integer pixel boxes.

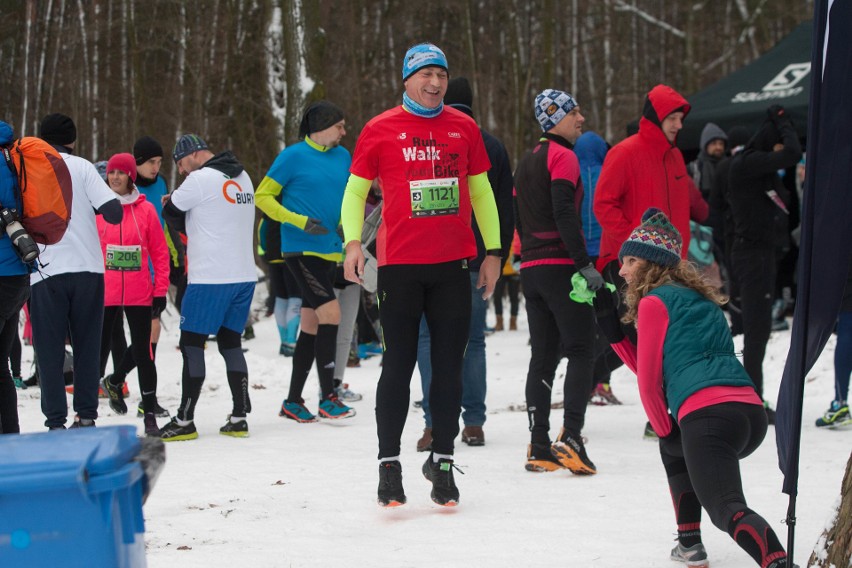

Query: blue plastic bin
[0,425,147,568]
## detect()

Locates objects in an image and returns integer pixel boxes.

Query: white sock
[379,456,400,463]
[432,452,453,463]
[230,415,245,424]
[176,417,192,427]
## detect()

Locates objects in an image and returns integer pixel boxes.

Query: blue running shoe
[816,400,851,428]
[279,399,317,423]
[318,395,356,419]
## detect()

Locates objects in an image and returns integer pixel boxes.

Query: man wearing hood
[727,105,802,422]
[688,123,728,201]
[158,135,257,441]
[594,84,708,277]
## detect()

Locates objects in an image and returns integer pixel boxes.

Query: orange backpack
[2,137,73,244]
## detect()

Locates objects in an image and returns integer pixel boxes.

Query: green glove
[570,271,616,305]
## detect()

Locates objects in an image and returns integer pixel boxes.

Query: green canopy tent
[677,21,811,151]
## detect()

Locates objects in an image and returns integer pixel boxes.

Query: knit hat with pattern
[619,208,682,267]
[173,134,208,163]
[534,89,578,132]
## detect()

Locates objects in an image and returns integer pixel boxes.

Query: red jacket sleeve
[593,148,633,247]
[636,295,673,437]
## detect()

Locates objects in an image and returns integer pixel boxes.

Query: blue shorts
[180,282,256,335]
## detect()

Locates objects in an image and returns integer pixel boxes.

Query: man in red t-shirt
[340,43,502,508]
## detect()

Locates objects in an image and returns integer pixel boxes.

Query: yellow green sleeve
[340,174,372,244]
[255,176,308,230]
[468,172,501,250]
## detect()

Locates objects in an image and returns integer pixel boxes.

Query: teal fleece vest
[648,284,754,419]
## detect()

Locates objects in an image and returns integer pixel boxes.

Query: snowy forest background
[0,0,811,186]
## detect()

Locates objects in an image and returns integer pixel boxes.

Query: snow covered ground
[14,297,850,568]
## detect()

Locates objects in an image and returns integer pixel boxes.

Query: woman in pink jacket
[97,153,170,436]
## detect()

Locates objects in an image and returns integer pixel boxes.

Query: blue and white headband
[402,43,448,81]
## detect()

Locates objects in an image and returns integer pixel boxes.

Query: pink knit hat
[107,152,137,183]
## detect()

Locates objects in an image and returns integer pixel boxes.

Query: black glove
[151,296,167,318]
[579,263,605,291]
[592,287,625,343]
[767,104,787,124]
[303,217,329,235]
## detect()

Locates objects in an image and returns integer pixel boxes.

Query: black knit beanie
[133,136,164,165]
[298,101,345,139]
[39,113,77,146]
[445,77,474,116]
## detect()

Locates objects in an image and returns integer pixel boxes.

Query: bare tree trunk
[21,0,34,135]
[603,0,613,142]
[808,450,852,568]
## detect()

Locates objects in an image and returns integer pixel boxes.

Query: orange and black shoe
[552,428,597,475]
[525,443,565,472]
[377,460,406,507]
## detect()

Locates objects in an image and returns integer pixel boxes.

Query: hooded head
[642,85,690,144]
[745,120,784,152]
[727,125,751,153]
[573,131,609,167]
[699,123,727,158]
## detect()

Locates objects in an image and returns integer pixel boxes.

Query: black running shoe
[69,416,96,428]
[220,416,249,438]
[137,402,170,418]
[422,454,461,506]
[158,417,198,441]
[100,376,127,415]
[377,461,406,507]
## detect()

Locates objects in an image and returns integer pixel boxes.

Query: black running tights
[375,261,471,458]
[660,402,787,567]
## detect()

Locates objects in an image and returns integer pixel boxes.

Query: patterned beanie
[172,134,208,163]
[402,43,448,81]
[619,208,682,267]
[534,89,578,132]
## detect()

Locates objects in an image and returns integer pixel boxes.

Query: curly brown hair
[621,260,727,324]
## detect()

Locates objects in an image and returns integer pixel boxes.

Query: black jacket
[728,119,802,249]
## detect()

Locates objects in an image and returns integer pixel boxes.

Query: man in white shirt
[31,113,123,429]
[158,134,257,441]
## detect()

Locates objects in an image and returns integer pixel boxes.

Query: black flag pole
[775,0,852,562]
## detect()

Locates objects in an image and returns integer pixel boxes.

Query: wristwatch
[485,249,501,257]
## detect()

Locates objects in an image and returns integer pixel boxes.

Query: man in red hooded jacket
[594,84,708,276]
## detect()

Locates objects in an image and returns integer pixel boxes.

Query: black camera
[0,207,39,263]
